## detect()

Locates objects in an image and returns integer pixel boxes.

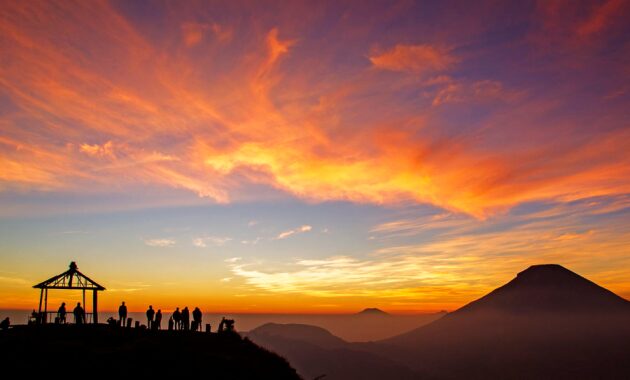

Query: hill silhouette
[246,323,418,380]
[0,325,300,378]
[249,323,347,349]
[369,264,630,379]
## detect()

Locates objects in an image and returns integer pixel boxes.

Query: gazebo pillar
[44,288,48,323]
[38,289,43,322]
[93,290,98,324]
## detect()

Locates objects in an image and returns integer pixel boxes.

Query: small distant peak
[357,308,389,316]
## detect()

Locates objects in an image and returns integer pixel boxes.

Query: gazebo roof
[33,261,105,291]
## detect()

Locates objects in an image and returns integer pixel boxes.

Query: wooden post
[93,290,98,324]
[43,288,48,323]
[38,289,43,315]
[82,289,86,311]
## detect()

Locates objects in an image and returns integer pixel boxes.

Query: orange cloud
[80,141,116,159]
[181,22,232,47]
[369,44,457,73]
[0,1,629,219]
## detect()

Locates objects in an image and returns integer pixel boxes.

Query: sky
[1,0,629,314]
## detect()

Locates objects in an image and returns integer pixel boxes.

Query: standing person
[181,307,190,331]
[192,307,202,331]
[73,302,85,325]
[57,302,67,324]
[172,307,181,330]
[154,309,162,330]
[118,301,128,327]
[146,305,155,329]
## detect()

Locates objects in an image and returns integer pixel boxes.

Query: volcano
[456,264,630,314]
[367,264,630,379]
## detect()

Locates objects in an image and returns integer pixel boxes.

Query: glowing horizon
[1,1,629,313]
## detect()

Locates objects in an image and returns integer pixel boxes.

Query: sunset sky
[1,0,629,313]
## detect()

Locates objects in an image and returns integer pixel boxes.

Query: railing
[29,311,95,324]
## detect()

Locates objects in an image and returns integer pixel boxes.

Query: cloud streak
[276,225,312,240]
[144,238,176,247]
[229,197,630,304]
[193,236,232,247]
[369,44,457,73]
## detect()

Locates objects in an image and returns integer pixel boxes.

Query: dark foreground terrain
[0,325,300,379]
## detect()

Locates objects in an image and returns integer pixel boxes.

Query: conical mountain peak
[457,264,630,314]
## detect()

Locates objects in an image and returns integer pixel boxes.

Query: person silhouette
[73,302,85,325]
[30,309,40,324]
[172,307,181,330]
[181,307,190,331]
[192,307,202,331]
[0,317,9,331]
[118,301,128,327]
[154,309,162,330]
[57,302,67,324]
[146,305,155,329]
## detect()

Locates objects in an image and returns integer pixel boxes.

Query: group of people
[36,300,205,331]
[2,302,232,334]
[117,301,164,330]
[118,302,203,331]
[54,301,86,324]
[169,306,203,331]
[25,302,85,325]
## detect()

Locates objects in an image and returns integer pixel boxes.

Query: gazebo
[33,261,105,324]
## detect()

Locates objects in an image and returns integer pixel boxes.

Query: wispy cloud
[370,44,457,74]
[430,79,522,106]
[144,238,176,247]
[0,276,30,286]
[192,236,232,247]
[371,213,472,239]
[275,225,312,240]
[1,1,629,219]
[241,237,262,245]
[229,198,630,303]
[102,281,151,293]
[54,230,89,235]
[79,141,116,159]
